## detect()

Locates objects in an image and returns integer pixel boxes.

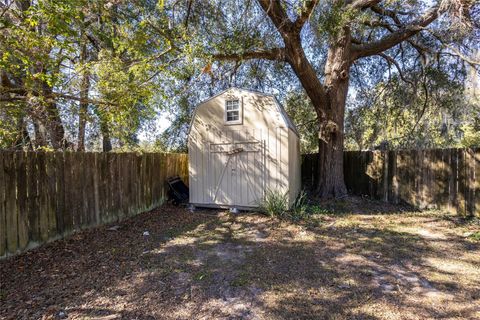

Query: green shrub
[260,189,288,218]
[290,190,309,221]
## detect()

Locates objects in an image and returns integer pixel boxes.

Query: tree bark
[314,29,352,198]
[41,82,70,149]
[316,79,349,198]
[33,119,48,148]
[283,31,350,198]
[77,41,90,151]
[12,117,32,150]
[99,117,112,152]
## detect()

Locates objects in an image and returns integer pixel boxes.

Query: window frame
[224,98,242,125]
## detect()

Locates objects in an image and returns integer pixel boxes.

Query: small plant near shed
[260,189,288,218]
[290,190,309,221]
[261,189,312,222]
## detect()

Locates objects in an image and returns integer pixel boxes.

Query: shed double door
[208,138,265,207]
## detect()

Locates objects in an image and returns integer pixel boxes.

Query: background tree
[0,0,181,151]
[284,91,319,153]
[344,68,479,150]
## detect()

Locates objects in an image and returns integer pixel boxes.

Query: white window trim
[224,98,242,125]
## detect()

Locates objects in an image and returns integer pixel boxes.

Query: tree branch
[52,92,118,106]
[0,86,118,107]
[347,0,382,10]
[377,53,414,85]
[256,0,293,36]
[357,16,430,58]
[370,4,411,26]
[425,28,480,67]
[293,0,319,32]
[352,5,441,59]
[212,47,286,62]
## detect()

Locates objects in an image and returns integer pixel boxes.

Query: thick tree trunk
[315,31,352,198]
[285,32,350,198]
[316,78,349,198]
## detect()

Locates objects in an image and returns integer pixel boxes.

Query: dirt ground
[1,199,479,320]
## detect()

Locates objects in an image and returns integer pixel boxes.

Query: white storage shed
[188,87,301,209]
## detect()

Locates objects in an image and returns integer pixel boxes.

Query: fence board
[46,152,57,238]
[387,150,397,203]
[36,152,49,241]
[55,152,65,234]
[108,153,117,222]
[15,152,28,250]
[4,152,18,253]
[80,152,89,227]
[458,149,467,215]
[26,152,39,243]
[0,152,189,258]
[93,153,101,224]
[158,154,166,202]
[85,153,96,226]
[63,152,74,232]
[98,153,108,224]
[0,153,6,256]
[475,148,480,217]
[305,148,478,216]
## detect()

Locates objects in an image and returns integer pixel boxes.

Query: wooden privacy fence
[0,152,188,257]
[302,148,480,216]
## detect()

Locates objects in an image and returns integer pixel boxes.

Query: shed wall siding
[288,128,301,206]
[189,88,297,208]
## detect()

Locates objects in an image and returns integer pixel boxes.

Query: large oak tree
[183,0,479,198]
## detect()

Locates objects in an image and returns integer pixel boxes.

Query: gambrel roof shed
[188,87,301,209]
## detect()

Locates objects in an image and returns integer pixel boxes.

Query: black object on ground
[167,176,189,205]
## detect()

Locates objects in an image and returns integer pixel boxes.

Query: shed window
[225,99,241,123]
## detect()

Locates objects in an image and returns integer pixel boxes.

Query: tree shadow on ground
[1,204,479,319]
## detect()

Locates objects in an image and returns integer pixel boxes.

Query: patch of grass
[260,189,289,218]
[290,190,309,221]
[230,271,250,287]
[261,190,344,222]
[308,200,351,215]
[308,205,334,215]
[194,271,211,281]
[468,231,480,241]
